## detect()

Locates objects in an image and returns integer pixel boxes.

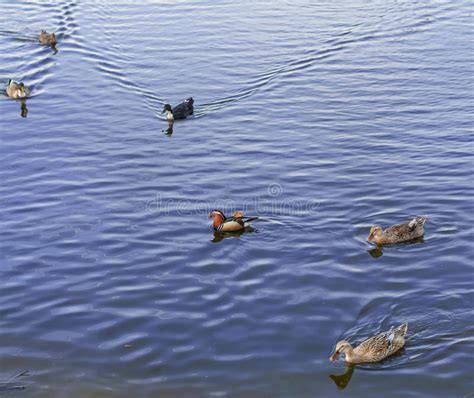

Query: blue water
[0,1,473,397]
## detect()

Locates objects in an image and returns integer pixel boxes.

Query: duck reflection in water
[20,100,28,118]
[211,226,256,243]
[368,246,384,258]
[164,122,173,136]
[329,364,355,390]
[368,236,425,258]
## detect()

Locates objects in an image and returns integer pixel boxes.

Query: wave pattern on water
[0,1,473,398]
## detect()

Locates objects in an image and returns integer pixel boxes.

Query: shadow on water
[211,226,257,243]
[329,348,407,390]
[163,122,174,136]
[329,364,355,390]
[20,99,28,118]
[367,236,426,258]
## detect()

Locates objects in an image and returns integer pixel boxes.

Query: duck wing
[229,216,258,225]
[384,217,427,242]
[355,331,392,360]
[408,216,428,230]
[172,98,194,119]
[355,323,407,362]
[384,222,412,236]
[218,218,245,232]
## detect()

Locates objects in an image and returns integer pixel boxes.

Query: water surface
[0,1,473,397]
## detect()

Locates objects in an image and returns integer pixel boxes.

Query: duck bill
[329,351,340,362]
[367,233,374,242]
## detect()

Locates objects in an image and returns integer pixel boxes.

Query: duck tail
[243,216,258,223]
[242,217,258,227]
[397,322,408,336]
[409,216,428,230]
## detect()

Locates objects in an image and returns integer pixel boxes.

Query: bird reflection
[164,122,174,136]
[329,364,355,390]
[20,100,28,118]
[211,226,256,243]
[368,236,425,258]
[368,246,383,258]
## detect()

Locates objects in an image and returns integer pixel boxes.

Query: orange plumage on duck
[208,210,258,232]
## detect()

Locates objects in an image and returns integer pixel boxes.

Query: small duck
[6,80,28,99]
[208,210,258,232]
[368,216,428,245]
[162,97,194,121]
[39,30,57,45]
[330,323,408,364]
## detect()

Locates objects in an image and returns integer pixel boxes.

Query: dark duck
[162,97,194,122]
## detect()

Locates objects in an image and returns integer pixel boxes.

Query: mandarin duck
[208,210,258,232]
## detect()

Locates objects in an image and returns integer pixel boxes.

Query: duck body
[39,30,57,45]
[162,97,194,121]
[6,80,28,99]
[368,216,427,245]
[330,323,408,364]
[208,210,258,232]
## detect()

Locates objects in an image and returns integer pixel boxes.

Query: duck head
[208,210,226,229]
[208,210,225,220]
[18,83,27,98]
[162,104,174,121]
[367,225,383,242]
[330,340,353,362]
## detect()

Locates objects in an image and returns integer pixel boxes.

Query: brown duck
[6,80,28,99]
[39,31,57,45]
[330,323,408,364]
[368,216,428,245]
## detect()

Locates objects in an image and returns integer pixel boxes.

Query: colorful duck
[208,210,258,232]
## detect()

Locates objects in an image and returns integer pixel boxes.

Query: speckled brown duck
[330,323,408,364]
[39,31,57,45]
[6,80,28,99]
[368,216,428,245]
[208,210,258,232]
